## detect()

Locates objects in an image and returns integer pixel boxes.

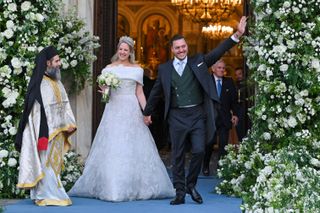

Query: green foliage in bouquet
[216,0,320,212]
[0,0,96,198]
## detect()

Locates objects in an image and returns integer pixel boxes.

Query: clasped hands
[144,116,152,126]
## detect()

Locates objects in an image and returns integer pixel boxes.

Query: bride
[68,36,175,202]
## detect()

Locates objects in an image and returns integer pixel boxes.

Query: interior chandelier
[202,24,234,40]
[171,0,242,24]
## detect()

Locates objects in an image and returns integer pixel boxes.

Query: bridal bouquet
[97,72,121,103]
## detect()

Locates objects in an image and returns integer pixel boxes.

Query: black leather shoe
[170,195,185,205]
[202,167,209,176]
[186,187,203,204]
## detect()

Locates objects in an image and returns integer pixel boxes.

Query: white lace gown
[68,65,175,202]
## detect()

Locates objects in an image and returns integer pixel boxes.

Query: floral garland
[216,0,320,212]
[0,0,95,198]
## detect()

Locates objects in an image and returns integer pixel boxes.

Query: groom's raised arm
[204,16,247,68]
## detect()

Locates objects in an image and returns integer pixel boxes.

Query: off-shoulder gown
[68,65,175,202]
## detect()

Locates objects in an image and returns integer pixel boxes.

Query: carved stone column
[92,0,118,139]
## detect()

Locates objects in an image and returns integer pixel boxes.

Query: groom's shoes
[186,187,203,204]
[170,195,185,205]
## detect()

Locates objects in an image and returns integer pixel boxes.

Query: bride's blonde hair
[111,36,135,63]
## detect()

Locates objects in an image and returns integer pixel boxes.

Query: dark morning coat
[143,38,237,143]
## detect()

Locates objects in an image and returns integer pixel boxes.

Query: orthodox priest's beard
[46,67,61,81]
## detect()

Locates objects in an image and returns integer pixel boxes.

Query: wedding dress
[68,65,175,202]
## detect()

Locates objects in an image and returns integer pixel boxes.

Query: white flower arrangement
[97,72,121,103]
[61,151,83,191]
[217,0,320,212]
[0,0,98,198]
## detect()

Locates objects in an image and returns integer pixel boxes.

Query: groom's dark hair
[170,34,185,46]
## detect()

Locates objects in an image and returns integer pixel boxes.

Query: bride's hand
[98,85,109,94]
[144,116,152,126]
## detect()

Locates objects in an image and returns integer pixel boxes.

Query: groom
[143,17,247,205]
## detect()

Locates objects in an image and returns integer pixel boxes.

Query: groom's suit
[143,37,237,196]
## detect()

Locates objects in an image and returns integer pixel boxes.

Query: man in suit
[143,17,247,205]
[234,67,249,142]
[202,60,239,176]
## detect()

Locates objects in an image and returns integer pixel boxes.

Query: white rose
[287,40,296,49]
[257,174,266,183]
[295,170,305,182]
[258,64,267,72]
[8,158,17,167]
[266,69,273,78]
[11,57,22,69]
[244,161,252,170]
[3,29,14,39]
[300,90,308,97]
[112,78,119,85]
[285,106,292,113]
[105,78,112,85]
[283,1,291,8]
[9,126,17,135]
[5,115,12,121]
[6,20,14,29]
[263,132,271,140]
[310,158,320,167]
[311,58,320,70]
[70,60,78,67]
[8,3,17,12]
[265,7,273,15]
[35,13,44,22]
[288,116,297,128]
[0,150,9,158]
[262,166,273,176]
[21,1,31,11]
[1,87,11,98]
[279,64,288,72]
[292,7,300,13]
[13,68,23,75]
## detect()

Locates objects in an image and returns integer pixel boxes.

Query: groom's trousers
[168,105,206,197]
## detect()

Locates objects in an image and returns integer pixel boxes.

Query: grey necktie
[176,61,184,76]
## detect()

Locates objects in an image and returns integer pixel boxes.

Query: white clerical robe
[17,76,76,206]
